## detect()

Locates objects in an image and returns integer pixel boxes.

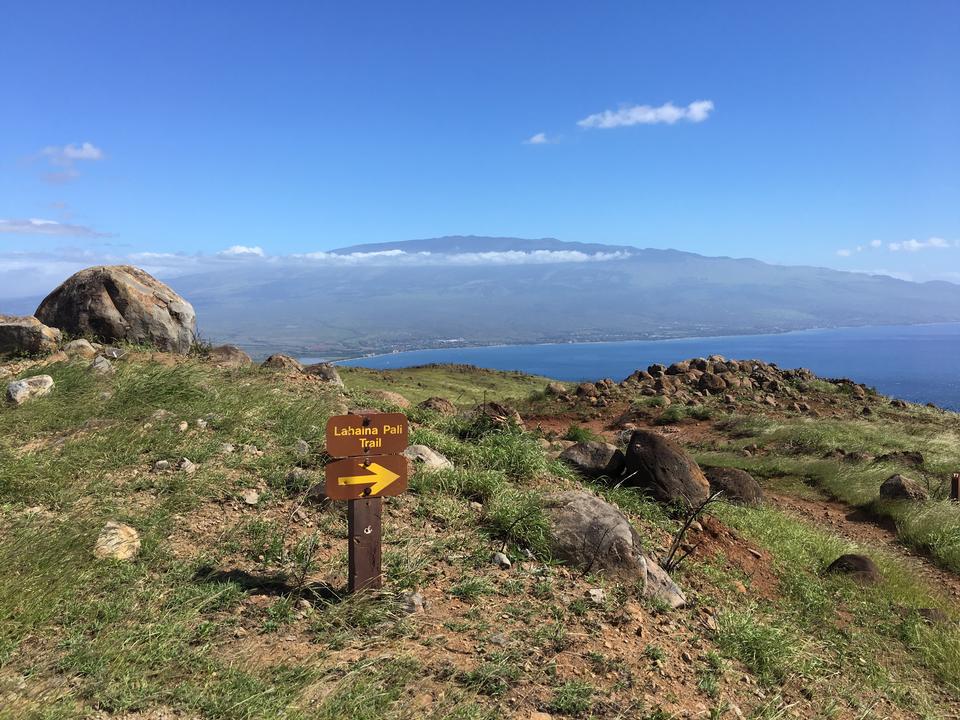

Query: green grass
[339,364,550,407]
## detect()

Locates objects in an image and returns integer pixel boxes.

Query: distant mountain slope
[162,236,960,358]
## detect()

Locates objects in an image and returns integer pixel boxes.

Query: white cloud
[41,142,104,165]
[836,249,852,257]
[577,100,714,129]
[524,132,550,145]
[294,249,631,267]
[888,237,956,252]
[219,245,265,257]
[0,218,106,237]
[870,239,882,248]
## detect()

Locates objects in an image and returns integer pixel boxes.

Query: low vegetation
[2,352,960,718]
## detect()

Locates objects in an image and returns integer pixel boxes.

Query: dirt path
[767,490,960,600]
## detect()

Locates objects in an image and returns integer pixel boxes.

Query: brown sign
[325,413,408,458]
[325,454,408,501]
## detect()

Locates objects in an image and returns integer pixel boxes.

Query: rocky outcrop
[879,474,929,502]
[35,266,196,353]
[559,441,625,480]
[0,315,61,356]
[6,375,55,405]
[207,344,252,368]
[303,362,343,386]
[703,466,764,505]
[544,491,685,607]
[623,430,710,505]
[261,353,304,372]
[418,396,457,415]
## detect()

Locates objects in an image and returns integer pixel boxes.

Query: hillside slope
[2,352,960,718]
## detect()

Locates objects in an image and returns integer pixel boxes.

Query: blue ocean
[331,323,960,411]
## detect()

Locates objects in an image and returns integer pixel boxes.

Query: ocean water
[333,323,960,410]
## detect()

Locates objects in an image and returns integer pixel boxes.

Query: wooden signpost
[325,412,409,592]
[952,472,960,502]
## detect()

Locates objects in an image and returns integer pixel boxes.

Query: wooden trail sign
[324,412,409,592]
[324,455,408,501]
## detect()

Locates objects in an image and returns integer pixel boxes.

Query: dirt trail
[768,490,960,600]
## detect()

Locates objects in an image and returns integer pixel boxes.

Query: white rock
[403,445,453,471]
[195,418,208,430]
[219,443,235,454]
[587,588,607,605]
[177,421,189,432]
[6,375,54,405]
[491,551,512,570]
[177,458,197,474]
[240,488,260,505]
[153,459,171,472]
[93,521,141,561]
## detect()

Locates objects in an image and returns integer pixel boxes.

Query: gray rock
[294,438,310,456]
[89,355,115,375]
[402,591,427,614]
[403,444,453,471]
[6,375,55,405]
[489,632,509,646]
[177,457,197,474]
[153,459,171,472]
[703,466,764,505]
[35,265,196,354]
[303,362,343,386]
[0,315,61,356]
[826,553,880,584]
[623,430,710,506]
[559,440,625,480]
[491,551,512,570]
[93,521,141,561]
[543,490,686,608]
[879,474,929,502]
[219,443,236,454]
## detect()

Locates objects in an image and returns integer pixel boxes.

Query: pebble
[153,459,171,472]
[491,551,512,570]
[195,418,208,430]
[178,458,197,474]
[93,521,141,561]
[402,591,426,614]
[295,438,310,456]
[489,632,509,646]
[240,489,260,505]
[177,421,189,432]
[588,588,606,605]
[219,443,235,454]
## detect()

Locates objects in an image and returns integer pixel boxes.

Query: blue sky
[0,1,957,297]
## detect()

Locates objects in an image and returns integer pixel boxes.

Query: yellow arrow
[337,462,400,496]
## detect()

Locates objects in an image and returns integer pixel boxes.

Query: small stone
[178,458,197,474]
[402,591,426,614]
[469,501,483,511]
[93,521,141,561]
[748,548,763,559]
[489,632,509,646]
[89,355,114,375]
[195,418,208,430]
[240,489,260,505]
[64,338,97,359]
[491,551,512,570]
[220,443,235,454]
[153,459,171,472]
[298,598,313,612]
[588,588,606,605]
[177,421,189,432]
[294,438,310,456]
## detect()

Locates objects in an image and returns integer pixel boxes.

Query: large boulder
[0,315,61,356]
[559,441,626,480]
[403,444,453,471]
[472,401,525,431]
[207,344,252,368]
[623,430,710,505]
[544,491,685,607]
[703,466,764,505]
[879,474,929,502]
[35,266,196,353]
[6,375,55,405]
[303,362,343,386]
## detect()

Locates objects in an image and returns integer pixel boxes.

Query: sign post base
[347,497,383,592]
